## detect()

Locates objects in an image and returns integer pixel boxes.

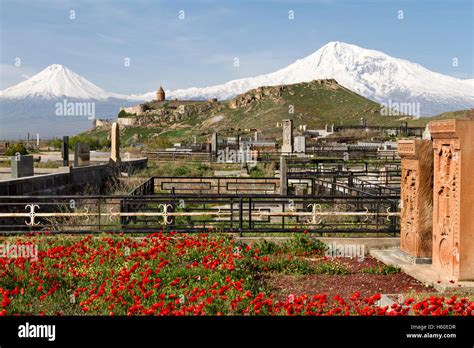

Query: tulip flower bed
[0,233,472,316]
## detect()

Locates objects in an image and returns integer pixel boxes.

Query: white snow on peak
[1,42,473,116]
[139,41,473,115]
[0,64,135,100]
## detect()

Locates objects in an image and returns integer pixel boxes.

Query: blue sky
[0,0,473,94]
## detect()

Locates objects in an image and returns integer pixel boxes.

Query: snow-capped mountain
[1,42,473,139]
[0,65,139,139]
[0,64,136,101]
[139,41,474,116]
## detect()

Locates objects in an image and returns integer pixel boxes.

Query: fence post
[230,197,234,230]
[239,197,243,236]
[98,198,101,232]
[281,201,285,230]
[248,197,252,230]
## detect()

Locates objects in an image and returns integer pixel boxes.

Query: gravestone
[61,136,69,167]
[74,142,90,167]
[279,156,287,195]
[211,133,218,157]
[281,119,293,153]
[240,145,248,175]
[429,120,474,281]
[398,139,433,260]
[110,122,121,163]
[10,155,34,178]
[294,136,306,153]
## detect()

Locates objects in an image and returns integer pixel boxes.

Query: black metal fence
[0,194,399,235]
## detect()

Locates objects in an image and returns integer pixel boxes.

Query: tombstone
[211,133,218,157]
[429,120,474,281]
[240,145,248,174]
[294,136,306,153]
[254,131,259,142]
[11,155,34,178]
[279,156,288,195]
[61,136,69,167]
[110,122,121,163]
[281,119,293,153]
[74,142,90,167]
[397,139,433,260]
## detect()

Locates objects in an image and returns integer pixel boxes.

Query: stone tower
[156,86,165,102]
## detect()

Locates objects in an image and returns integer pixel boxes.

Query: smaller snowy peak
[0,64,137,101]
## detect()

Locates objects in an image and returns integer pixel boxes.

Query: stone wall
[0,159,147,196]
[117,117,139,127]
[120,105,145,115]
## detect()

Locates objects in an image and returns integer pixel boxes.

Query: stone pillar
[61,136,69,167]
[429,120,474,281]
[240,145,248,174]
[74,142,90,167]
[279,156,287,195]
[397,139,433,260]
[281,119,293,153]
[211,133,218,158]
[11,155,34,178]
[110,122,121,163]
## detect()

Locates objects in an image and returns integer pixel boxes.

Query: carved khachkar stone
[281,119,293,153]
[429,119,474,281]
[110,122,121,163]
[398,139,433,259]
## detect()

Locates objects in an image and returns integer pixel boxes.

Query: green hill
[78,79,472,148]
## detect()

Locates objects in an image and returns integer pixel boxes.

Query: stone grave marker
[429,119,474,281]
[398,139,433,260]
[11,155,34,178]
[74,142,90,167]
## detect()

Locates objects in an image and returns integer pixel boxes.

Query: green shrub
[252,240,281,255]
[172,166,190,177]
[5,143,28,156]
[284,234,326,255]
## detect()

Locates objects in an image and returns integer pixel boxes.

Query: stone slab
[10,155,34,178]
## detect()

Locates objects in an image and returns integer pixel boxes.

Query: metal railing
[0,194,399,235]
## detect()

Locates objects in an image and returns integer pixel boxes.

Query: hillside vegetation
[78,79,473,147]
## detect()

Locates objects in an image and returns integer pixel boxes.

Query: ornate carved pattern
[401,167,417,253]
[433,142,460,275]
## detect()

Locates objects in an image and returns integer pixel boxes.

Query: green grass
[360,265,401,275]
